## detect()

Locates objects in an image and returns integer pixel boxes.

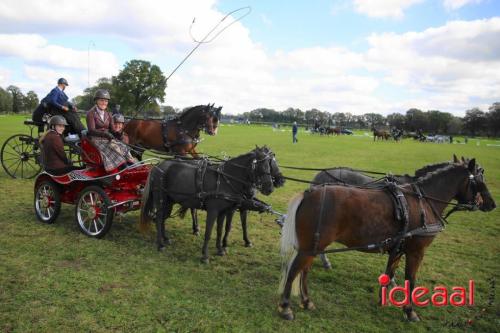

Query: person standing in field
[292,121,298,143]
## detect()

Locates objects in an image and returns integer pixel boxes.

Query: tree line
[240,105,500,137]
[0,58,499,137]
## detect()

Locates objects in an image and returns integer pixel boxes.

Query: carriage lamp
[115,174,121,180]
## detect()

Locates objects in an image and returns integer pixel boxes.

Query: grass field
[0,114,499,332]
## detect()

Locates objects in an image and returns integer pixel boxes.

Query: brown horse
[124,104,222,158]
[125,104,221,233]
[277,158,495,321]
[373,128,389,141]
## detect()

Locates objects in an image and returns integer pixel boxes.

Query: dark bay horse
[312,160,452,269]
[278,158,495,321]
[139,146,280,263]
[219,149,285,250]
[124,104,222,158]
[373,128,389,141]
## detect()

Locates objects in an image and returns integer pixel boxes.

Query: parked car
[341,128,353,135]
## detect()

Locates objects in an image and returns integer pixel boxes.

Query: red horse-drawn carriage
[33,134,156,238]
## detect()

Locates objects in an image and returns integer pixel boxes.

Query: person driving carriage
[33,78,86,136]
[40,116,78,175]
[86,89,135,171]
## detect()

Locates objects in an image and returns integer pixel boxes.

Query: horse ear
[453,154,459,163]
[467,158,476,172]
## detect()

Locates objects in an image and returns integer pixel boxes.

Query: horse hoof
[405,311,420,322]
[301,300,316,310]
[323,263,332,270]
[245,242,253,248]
[158,246,166,252]
[193,230,200,236]
[200,257,209,264]
[216,249,226,256]
[278,307,294,320]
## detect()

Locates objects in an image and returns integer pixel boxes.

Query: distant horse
[139,146,281,263]
[124,104,222,158]
[324,127,341,136]
[277,158,495,321]
[373,128,389,141]
[312,160,452,269]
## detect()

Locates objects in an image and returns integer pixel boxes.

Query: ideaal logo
[378,274,474,307]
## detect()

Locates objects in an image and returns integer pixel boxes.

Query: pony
[218,148,285,250]
[124,103,222,158]
[139,146,280,263]
[277,158,495,321]
[311,160,452,269]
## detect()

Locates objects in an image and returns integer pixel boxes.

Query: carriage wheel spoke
[12,160,22,177]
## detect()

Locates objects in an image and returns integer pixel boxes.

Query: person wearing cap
[40,115,77,175]
[86,89,134,171]
[37,78,86,135]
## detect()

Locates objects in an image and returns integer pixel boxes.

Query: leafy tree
[364,113,386,128]
[405,108,427,131]
[463,108,486,136]
[23,90,39,112]
[487,102,500,137]
[7,85,24,113]
[112,60,167,115]
[387,113,405,129]
[427,110,453,134]
[0,87,13,113]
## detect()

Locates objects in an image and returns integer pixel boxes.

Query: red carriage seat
[80,136,103,167]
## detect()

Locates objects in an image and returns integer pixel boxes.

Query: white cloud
[352,0,425,19]
[0,1,498,116]
[443,0,483,10]
[365,17,500,113]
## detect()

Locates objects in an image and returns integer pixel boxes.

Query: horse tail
[278,192,304,296]
[139,169,155,232]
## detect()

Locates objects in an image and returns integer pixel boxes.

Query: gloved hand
[105,132,115,141]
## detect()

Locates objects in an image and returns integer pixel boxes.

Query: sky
[0,0,499,116]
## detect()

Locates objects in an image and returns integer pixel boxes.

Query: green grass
[0,115,499,332]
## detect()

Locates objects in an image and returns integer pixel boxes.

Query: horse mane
[416,164,462,185]
[414,161,450,178]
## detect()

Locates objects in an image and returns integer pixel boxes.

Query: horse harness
[303,171,481,257]
[161,120,201,151]
[156,152,273,211]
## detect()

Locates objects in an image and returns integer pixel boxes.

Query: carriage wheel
[34,180,61,224]
[1,134,41,179]
[75,186,114,238]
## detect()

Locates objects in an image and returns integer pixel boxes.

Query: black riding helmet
[94,89,111,101]
[49,115,68,129]
[57,78,69,86]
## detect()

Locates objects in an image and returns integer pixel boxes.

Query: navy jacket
[45,87,69,111]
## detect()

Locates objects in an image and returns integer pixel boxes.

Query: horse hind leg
[299,261,316,311]
[161,203,173,246]
[278,254,315,320]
